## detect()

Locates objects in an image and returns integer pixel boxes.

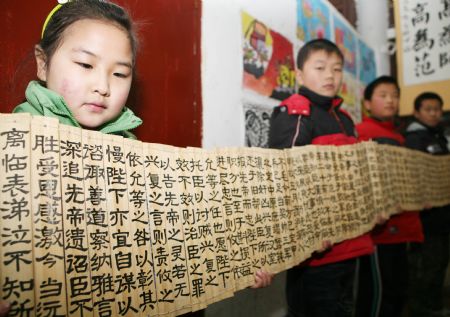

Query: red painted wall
[0,0,202,147]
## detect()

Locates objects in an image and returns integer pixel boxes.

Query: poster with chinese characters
[394,0,450,114]
[296,0,332,42]
[242,11,296,101]
[398,0,450,85]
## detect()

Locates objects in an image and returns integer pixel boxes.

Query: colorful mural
[297,0,332,42]
[358,39,377,85]
[242,11,296,101]
[334,14,357,77]
[340,72,361,123]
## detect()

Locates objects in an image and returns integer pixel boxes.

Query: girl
[13,0,143,137]
[4,1,273,315]
[3,1,142,315]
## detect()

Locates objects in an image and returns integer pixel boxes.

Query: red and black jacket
[356,116,423,244]
[269,87,374,266]
[269,87,358,148]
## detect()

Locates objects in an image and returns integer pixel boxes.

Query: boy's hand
[0,300,10,317]
[317,240,332,253]
[376,214,388,225]
[250,269,274,289]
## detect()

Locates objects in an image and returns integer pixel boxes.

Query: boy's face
[296,50,343,98]
[414,98,443,127]
[36,19,133,129]
[364,83,399,120]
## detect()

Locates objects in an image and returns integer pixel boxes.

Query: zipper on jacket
[330,108,348,135]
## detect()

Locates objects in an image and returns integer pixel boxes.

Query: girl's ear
[35,45,48,81]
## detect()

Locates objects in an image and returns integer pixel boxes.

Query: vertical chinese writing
[82,130,117,317]
[218,148,254,290]
[0,113,35,316]
[262,148,290,273]
[336,144,364,240]
[202,149,233,300]
[103,134,139,316]
[400,0,450,85]
[363,142,387,221]
[375,145,397,218]
[144,144,191,315]
[30,116,67,317]
[273,149,301,270]
[439,155,450,203]
[356,142,379,231]
[124,139,158,316]
[177,148,214,310]
[60,125,93,316]
[287,147,320,258]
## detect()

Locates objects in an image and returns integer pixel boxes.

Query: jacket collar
[363,116,396,130]
[406,119,443,134]
[25,81,142,134]
[406,120,427,133]
[298,86,343,111]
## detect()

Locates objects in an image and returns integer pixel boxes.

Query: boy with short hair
[269,38,374,317]
[355,76,424,317]
[405,92,450,317]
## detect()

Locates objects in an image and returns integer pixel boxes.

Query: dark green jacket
[13,81,142,138]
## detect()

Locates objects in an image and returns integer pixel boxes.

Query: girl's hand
[0,300,10,317]
[250,269,274,288]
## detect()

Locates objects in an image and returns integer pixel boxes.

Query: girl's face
[36,19,133,129]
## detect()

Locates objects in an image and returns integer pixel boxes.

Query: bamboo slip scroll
[1,113,449,317]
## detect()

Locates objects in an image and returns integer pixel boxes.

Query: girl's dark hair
[414,92,443,111]
[364,75,400,101]
[40,0,138,65]
[296,38,344,70]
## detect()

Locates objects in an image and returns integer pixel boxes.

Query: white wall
[355,0,391,76]
[201,0,297,148]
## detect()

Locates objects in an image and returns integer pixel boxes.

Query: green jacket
[13,81,142,139]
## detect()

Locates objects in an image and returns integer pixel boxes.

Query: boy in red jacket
[269,39,374,317]
[355,76,423,317]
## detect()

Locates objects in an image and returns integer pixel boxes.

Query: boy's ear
[35,45,48,81]
[363,99,372,112]
[413,110,420,120]
[295,69,304,86]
